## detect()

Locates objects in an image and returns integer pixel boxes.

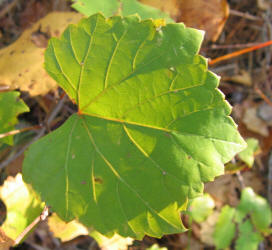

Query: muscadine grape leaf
[188,193,215,223]
[0,91,29,146]
[23,13,246,239]
[213,205,236,249]
[72,0,172,22]
[235,220,263,250]
[235,187,272,233]
[238,138,259,167]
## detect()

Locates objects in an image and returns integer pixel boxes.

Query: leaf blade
[24,13,246,238]
[0,91,29,145]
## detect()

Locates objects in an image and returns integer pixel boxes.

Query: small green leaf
[0,174,43,240]
[23,14,246,239]
[235,219,263,250]
[72,0,172,22]
[238,138,259,167]
[188,194,215,223]
[0,91,29,145]
[213,205,236,249]
[236,187,272,232]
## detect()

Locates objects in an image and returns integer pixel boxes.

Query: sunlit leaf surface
[23,13,246,238]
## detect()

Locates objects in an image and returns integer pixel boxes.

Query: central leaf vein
[77,15,99,106]
[64,116,79,217]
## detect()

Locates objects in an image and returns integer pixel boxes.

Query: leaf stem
[14,206,49,246]
[0,125,42,140]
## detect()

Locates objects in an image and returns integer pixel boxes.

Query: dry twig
[14,206,49,246]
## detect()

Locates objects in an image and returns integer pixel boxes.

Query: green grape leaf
[0,91,29,146]
[238,138,259,167]
[0,174,44,240]
[23,14,246,239]
[213,205,236,249]
[72,0,172,22]
[235,219,263,250]
[188,194,215,223]
[236,187,272,233]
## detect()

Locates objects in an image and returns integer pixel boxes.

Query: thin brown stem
[229,9,262,21]
[255,87,272,106]
[0,125,42,139]
[209,40,272,66]
[14,206,49,246]
[236,171,245,189]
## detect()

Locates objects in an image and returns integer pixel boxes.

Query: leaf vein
[122,82,205,118]
[82,118,180,230]
[104,30,128,89]
[122,124,188,187]
[68,27,81,65]
[81,52,166,111]
[116,182,138,237]
[51,42,76,94]
[64,116,79,217]
[77,15,99,106]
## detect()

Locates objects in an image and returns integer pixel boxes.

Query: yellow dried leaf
[0,174,43,240]
[200,211,220,246]
[48,213,88,242]
[90,231,133,250]
[243,107,269,137]
[0,12,82,96]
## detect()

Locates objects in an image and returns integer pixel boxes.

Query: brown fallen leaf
[140,0,229,42]
[0,228,14,250]
[257,0,271,10]
[205,175,240,207]
[242,107,269,137]
[0,12,82,96]
[199,211,220,246]
[205,171,265,208]
[177,232,203,249]
[257,103,272,126]
[223,70,252,86]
